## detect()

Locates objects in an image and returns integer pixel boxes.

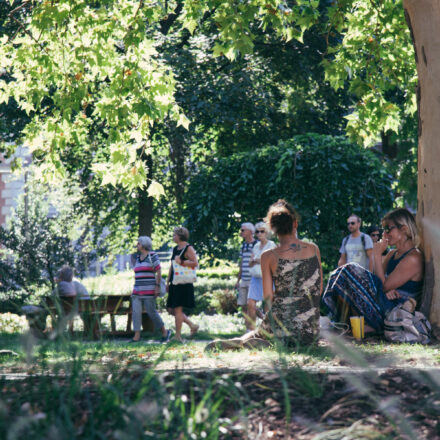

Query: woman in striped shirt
[131,236,171,343]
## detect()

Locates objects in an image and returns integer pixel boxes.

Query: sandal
[169,336,184,344]
[190,324,200,337]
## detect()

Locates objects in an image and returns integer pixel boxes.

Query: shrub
[209,289,238,315]
[185,133,394,268]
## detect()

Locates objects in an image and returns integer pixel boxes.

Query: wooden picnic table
[26,294,154,339]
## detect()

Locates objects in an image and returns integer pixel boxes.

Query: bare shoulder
[407,248,423,265]
[299,240,319,257]
[261,248,278,262]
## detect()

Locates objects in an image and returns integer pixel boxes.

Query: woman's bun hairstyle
[265,199,299,235]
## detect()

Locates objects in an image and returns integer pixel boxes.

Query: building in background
[0,147,29,227]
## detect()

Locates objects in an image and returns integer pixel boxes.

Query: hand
[235,280,240,289]
[175,256,182,265]
[155,286,160,297]
[385,289,401,300]
[374,239,388,254]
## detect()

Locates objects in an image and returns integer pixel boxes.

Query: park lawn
[1,316,440,375]
[2,312,440,439]
[2,333,440,440]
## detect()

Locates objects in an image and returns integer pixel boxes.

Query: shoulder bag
[172,245,197,285]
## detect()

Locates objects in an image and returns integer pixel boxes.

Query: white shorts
[248,277,263,302]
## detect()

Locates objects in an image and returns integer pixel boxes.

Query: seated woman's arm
[315,244,323,295]
[374,245,423,293]
[383,252,423,291]
[372,240,392,280]
[261,250,275,311]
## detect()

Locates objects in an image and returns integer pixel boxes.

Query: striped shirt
[132,252,160,296]
[240,240,257,283]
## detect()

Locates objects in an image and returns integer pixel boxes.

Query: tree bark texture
[169,126,187,218]
[138,154,153,236]
[404,0,440,328]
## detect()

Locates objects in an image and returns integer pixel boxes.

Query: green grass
[2,315,440,439]
[2,322,440,375]
[2,258,440,439]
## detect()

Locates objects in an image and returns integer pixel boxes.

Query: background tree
[185,133,394,267]
[403,0,440,328]
[0,175,98,291]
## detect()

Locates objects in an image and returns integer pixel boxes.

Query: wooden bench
[25,294,154,339]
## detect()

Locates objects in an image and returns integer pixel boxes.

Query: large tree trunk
[169,126,187,218]
[404,1,440,330]
[138,154,154,236]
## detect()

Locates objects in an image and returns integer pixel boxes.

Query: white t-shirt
[339,233,373,269]
[250,240,276,278]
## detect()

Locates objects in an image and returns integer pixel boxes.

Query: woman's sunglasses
[371,233,380,237]
[383,225,399,233]
[255,230,266,234]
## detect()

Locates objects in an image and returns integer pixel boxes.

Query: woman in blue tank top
[322,208,423,334]
[372,208,423,315]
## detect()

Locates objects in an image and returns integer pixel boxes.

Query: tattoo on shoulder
[289,243,307,252]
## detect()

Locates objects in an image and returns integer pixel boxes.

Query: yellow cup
[350,316,365,340]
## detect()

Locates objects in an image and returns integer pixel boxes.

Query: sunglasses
[383,225,399,233]
[347,221,357,226]
[371,233,380,237]
[255,230,266,234]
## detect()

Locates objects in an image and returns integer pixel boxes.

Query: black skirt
[167,283,195,309]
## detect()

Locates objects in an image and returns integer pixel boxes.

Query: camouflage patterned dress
[256,253,322,346]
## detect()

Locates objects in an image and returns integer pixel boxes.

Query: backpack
[384,301,431,344]
[342,232,366,250]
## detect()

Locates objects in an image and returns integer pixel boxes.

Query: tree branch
[159,0,184,35]
[7,0,31,17]
[9,14,49,55]
[122,0,144,43]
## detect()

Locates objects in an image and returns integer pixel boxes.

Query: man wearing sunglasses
[235,222,258,329]
[338,214,373,271]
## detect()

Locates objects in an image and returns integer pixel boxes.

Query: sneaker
[161,329,172,343]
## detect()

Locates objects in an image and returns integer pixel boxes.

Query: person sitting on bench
[55,265,89,299]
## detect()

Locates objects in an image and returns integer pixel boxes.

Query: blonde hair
[382,208,420,247]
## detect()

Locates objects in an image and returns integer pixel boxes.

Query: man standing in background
[338,214,373,271]
[235,222,257,330]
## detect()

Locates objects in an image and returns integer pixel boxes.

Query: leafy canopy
[323,0,416,146]
[0,0,319,192]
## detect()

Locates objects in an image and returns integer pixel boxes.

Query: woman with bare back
[206,200,323,350]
